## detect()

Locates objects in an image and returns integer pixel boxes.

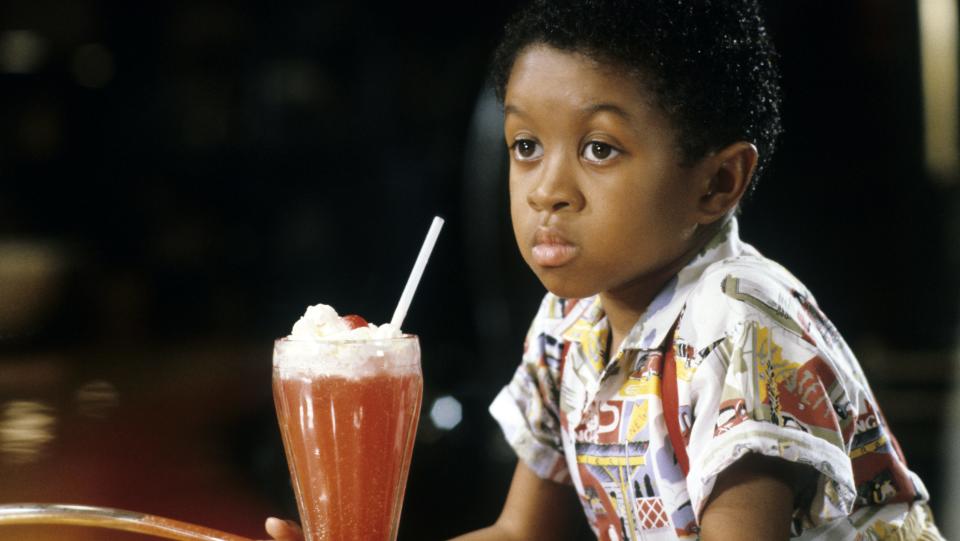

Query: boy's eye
[582,141,620,162]
[511,139,543,161]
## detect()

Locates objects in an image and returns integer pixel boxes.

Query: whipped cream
[288,303,403,341]
[276,303,416,378]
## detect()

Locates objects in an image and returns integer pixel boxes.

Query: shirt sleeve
[682,285,858,528]
[489,294,570,483]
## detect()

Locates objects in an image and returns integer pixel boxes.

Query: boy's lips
[532,228,578,267]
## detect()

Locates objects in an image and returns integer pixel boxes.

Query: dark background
[0,1,957,540]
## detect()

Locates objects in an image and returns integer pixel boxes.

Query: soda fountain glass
[272,335,423,541]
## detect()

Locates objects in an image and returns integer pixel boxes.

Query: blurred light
[0,400,56,465]
[262,60,326,106]
[0,241,65,336]
[918,0,959,184]
[75,380,120,419]
[18,106,62,159]
[71,43,115,88]
[180,80,230,148]
[429,395,462,431]
[0,30,47,74]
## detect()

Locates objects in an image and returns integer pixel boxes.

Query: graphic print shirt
[490,218,934,540]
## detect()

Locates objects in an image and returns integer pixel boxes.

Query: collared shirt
[490,218,936,540]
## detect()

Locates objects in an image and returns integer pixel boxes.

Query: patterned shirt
[490,218,936,540]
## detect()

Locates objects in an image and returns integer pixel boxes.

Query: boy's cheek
[509,207,535,252]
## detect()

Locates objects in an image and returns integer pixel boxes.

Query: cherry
[341,314,369,329]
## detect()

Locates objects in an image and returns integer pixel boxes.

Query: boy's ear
[696,141,758,224]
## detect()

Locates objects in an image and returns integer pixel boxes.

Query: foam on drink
[275,303,415,379]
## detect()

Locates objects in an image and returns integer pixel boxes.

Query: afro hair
[491,0,783,189]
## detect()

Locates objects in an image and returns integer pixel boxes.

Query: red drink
[273,337,422,541]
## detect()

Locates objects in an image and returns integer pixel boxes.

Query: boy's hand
[263,517,303,541]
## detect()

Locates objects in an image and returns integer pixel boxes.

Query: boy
[267,1,942,539]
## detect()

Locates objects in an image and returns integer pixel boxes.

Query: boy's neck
[599,220,723,354]
[599,292,650,355]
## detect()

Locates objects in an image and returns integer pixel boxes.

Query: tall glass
[272,336,422,541]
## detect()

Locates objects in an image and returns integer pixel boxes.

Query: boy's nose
[527,160,584,213]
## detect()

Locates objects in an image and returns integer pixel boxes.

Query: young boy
[267,1,943,539]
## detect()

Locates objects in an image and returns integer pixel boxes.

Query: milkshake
[273,304,423,541]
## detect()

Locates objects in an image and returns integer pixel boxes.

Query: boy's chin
[527,261,603,300]
[538,276,598,301]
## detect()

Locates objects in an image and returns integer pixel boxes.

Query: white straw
[390,216,445,329]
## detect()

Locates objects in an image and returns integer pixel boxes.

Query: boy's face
[504,45,711,302]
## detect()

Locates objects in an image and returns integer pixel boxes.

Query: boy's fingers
[264,517,304,541]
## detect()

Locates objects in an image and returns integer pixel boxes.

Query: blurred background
[0,1,957,539]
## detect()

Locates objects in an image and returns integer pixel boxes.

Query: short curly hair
[491,0,783,189]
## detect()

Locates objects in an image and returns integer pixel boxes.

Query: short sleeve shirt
[490,218,933,540]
